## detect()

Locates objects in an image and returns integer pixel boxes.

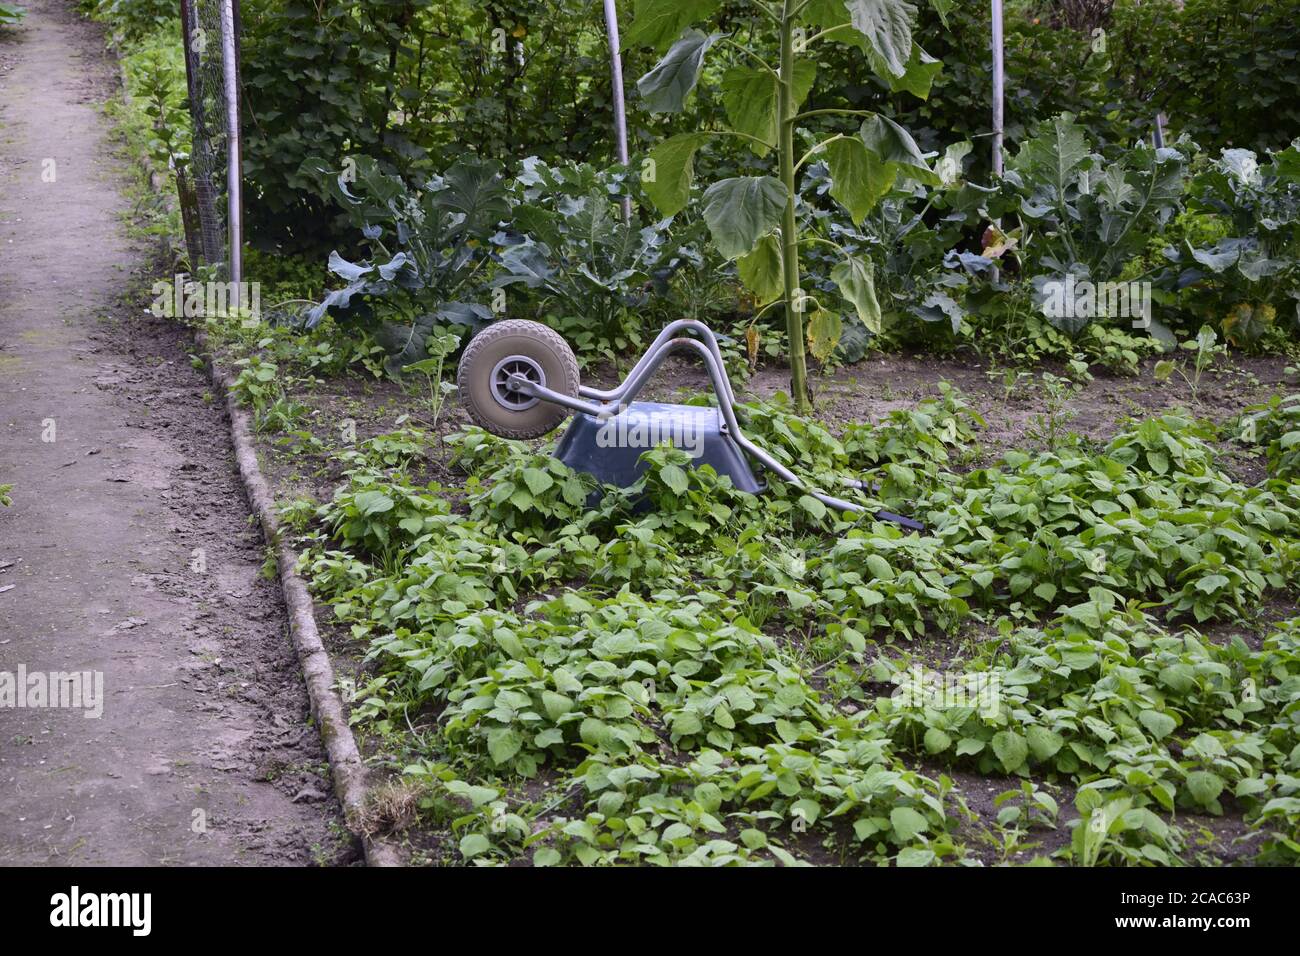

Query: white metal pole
[602,0,633,221]
[220,0,243,302]
[991,0,1005,177]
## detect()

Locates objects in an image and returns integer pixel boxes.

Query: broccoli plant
[628,0,946,410]
[300,155,510,374]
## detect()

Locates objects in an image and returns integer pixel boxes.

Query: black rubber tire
[457,319,580,439]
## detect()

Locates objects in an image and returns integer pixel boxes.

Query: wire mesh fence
[179,0,240,284]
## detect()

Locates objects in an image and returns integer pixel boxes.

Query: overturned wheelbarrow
[457,318,922,530]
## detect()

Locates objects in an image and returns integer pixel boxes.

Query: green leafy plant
[228,356,307,433]
[994,780,1060,831]
[317,468,451,563]
[996,114,1185,337]
[286,378,1300,866]
[133,43,189,173]
[402,332,461,432]
[629,0,946,409]
[1161,143,1300,347]
[1024,358,1092,450]
[495,159,684,368]
[1063,793,1186,867]
[302,155,508,373]
[1240,392,1300,482]
[1153,325,1224,404]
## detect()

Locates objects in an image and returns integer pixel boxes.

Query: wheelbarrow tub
[554,401,764,495]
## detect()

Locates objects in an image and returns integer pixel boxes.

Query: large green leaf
[935,140,972,187]
[824,135,894,223]
[1186,770,1224,807]
[643,132,710,216]
[1026,726,1064,761]
[991,730,1028,772]
[1010,113,1090,205]
[434,158,509,240]
[494,242,556,287]
[1273,143,1300,182]
[1097,164,1137,209]
[913,291,964,333]
[1238,251,1287,281]
[875,43,941,100]
[791,59,819,113]
[625,0,721,52]
[737,233,784,303]
[801,0,864,48]
[1138,710,1177,740]
[459,834,490,859]
[701,176,788,259]
[487,726,523,765]
[832,256,882,334]
[1189,238,1247,273]
[845,0,918,78]
[889,806,928,843]
[719,61,817,156]
[859,114,939,185]
[327,250,373,282]
[720,65,779,155]
[636,29,721,114]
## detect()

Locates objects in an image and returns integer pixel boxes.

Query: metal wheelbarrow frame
[459,318,922,530]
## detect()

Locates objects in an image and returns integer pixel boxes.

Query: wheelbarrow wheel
[458,319,581,439]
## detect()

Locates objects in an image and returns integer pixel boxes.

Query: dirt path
[0,1,352,865]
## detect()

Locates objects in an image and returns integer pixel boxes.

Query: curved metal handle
[577,319,736,406]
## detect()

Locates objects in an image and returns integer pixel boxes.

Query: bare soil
[0,0,352,865]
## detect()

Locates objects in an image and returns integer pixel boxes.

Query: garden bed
[197,310,1300,866]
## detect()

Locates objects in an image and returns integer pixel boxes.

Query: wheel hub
[489,354,546,411]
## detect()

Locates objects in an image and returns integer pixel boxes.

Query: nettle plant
[628,0,948,410]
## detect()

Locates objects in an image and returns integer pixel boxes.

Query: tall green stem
[778,1,810,411]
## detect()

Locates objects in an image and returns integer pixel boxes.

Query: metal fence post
[602,0,632,222]
[220,0,242,301]
[992,0,1005,177]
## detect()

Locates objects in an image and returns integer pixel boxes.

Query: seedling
[1154,325,1226,404]
[401,332,461,433]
